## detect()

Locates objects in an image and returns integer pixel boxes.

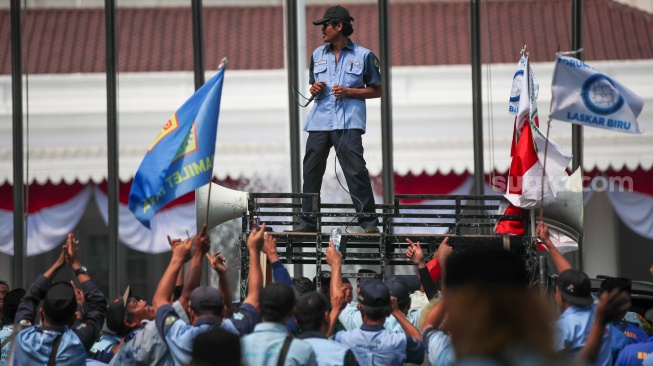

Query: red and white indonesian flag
[505,58,572,209]
[550,55,643,134]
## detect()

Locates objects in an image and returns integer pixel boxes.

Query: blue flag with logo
[550,55,643,134]
[129,67,226,228]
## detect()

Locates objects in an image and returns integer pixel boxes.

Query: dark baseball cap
[189,286,224,313]
[599,277,631,294]
[106,286,132,336]
[43,282,77,322]
[444,248,528,288]
[313,5,354,25]
[557,269,593,306]
[260,282,296,321]
[2,288,26,320]
[384,276,410,305]
[0,279,8,288]
[358,280,390,307]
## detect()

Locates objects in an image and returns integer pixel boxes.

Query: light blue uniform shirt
[0,325,14,365]
[423,326,455,366]
[110,300,189,366]
[338,303,421,332]
[90,332,121,354]
[305,40,381,133]
[12,325,87,366]
[156,303,260,366]
[335,323,424,366]
[556,304,612,366]
[241,322,317,366]
[299,332,359,366]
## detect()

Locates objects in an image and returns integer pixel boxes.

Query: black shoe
[284,225,318,233]
[363,226,380,234]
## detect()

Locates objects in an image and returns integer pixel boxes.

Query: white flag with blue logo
[508,55,539,115]
[550,55,643,134]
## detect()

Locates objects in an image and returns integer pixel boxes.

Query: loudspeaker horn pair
[195,183,250,231]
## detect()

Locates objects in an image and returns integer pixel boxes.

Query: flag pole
[203,58,229,230]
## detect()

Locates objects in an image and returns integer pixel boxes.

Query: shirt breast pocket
[344,62,364,87]
[313,63,327,83]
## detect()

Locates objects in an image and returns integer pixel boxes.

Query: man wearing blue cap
[12,233,107,365]
[337,275,422,333]
[110,227,210,366]
[326,242,424,365]
[293,5,381,234]
[154,225,268,365]
[538,223,612,366]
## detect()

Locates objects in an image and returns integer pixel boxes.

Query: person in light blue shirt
[157,286,260,365]
[421,297,455,366]
[155,231,266,366]
[333,281,425,365]
[241,282,317,366]
[0,288,25,365]
[338,276,421,332]
[111,227,212,366]
[537,223,612,366]
[13,236,107,366]
[295,291,359,366]
[292,5,382,234]
[555,270,612,366]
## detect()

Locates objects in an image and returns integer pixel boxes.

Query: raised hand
[405,239,425,266]
[262,233,279,260]
[173,236,195,263]
[205,251,228,274]
[71,280,85,306]
[64,233,81,267]
[167,235,182,250]
[596,288,631,325]
[536,222,550,242]
[247,223,266,252]
[437,237,453,263]
[325,240,342,268]
[195,224,211,255]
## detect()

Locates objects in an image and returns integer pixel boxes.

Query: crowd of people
[0,221,651,365]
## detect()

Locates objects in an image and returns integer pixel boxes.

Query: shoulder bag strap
[1,332,15,349]
[276,335,294,366]
[48,332,65,366]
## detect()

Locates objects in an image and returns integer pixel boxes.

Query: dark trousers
[300,129,378,228]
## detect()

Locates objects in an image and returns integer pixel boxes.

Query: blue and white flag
[129,67,226,228]
[550,55,643,134]
[508,55,539,115]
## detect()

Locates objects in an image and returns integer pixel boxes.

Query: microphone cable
[291,85,334,108]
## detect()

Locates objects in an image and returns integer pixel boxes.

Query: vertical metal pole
[571,0,584,271]
[192,0,205,89]
[286,0,301,195]
[539,255,548,292]
[378,0,394,204]
[470,0,484,196]
[286,0,303,277]
[10,0,25,289]
[191,0,210,285]
[105,0,119,300]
